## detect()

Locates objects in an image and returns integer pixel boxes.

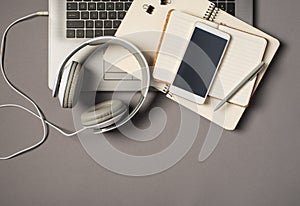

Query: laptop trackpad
[81,45,141,92]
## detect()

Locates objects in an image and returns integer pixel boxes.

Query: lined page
[209,25,267,106]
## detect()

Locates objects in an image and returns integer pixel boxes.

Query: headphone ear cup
[58,61,84,108]
[81,100,128,129]
[62,62,76,108]
[66,62,84,108]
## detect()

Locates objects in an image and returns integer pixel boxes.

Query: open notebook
[103,0,280,130]
[153,11,267,107]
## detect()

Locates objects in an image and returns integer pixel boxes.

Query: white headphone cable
[0,12,86,160]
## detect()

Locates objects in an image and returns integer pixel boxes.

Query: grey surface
[0,0,300,205]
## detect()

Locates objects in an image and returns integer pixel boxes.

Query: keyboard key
[66,30,75,38]
[86,21,94,28]
[97,2,105,10]
[67,12,80,19]
[76,30,84,38]
[118,11,126,19]
[113,20,121,28]
[116,3,124,10]
[67,21,84,28]
[106,3,114,10]
[125,2,132,10]
[67,3,78,10]
[88,3,96,10]
[79,3,87,10]
[90,11,98,19]
[104,20,112,28]
[81,12,89,19]
[99,11,107,19]
[86,30,94,38]
[95,21,103,28]
[227,3,235,16]
[108,12,117,19]
[104,29,117,36]
[218,3,226,11]
[95,30,103,37]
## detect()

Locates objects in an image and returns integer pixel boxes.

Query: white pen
[214,61,265,111]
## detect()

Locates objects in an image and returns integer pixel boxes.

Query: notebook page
[209,25,267,106]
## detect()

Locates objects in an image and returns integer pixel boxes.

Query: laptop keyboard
[210,0,236,16]
[66,0,235,38]
[66,0,134,38]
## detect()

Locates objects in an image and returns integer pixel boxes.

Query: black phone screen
[173,26,228,97]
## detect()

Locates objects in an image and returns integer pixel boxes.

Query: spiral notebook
[103,0,280,130]
[153,11,268,107]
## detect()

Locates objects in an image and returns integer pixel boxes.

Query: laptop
[210,0,253,24]
[48,0,253,91]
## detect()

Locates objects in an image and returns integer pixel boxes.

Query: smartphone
[169,22,230,104]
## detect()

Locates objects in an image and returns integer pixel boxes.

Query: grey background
[0,0,299,205]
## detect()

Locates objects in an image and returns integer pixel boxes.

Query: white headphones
[53,36,150,133]
[0,12,150,160]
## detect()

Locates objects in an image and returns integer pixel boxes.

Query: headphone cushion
[63,62,83,108]
[63,62,76,108]
[81,100,127,127]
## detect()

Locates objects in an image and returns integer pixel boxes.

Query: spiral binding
[163,84,174,98]
[209,7,219,22]
[203,2,216,20]
[162,84,170,94]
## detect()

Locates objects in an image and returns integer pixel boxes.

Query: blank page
[209,25,267,106]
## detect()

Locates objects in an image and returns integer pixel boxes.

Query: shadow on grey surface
[105,90,160,136]
[253,0,257,26]
[235,41,285,130]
